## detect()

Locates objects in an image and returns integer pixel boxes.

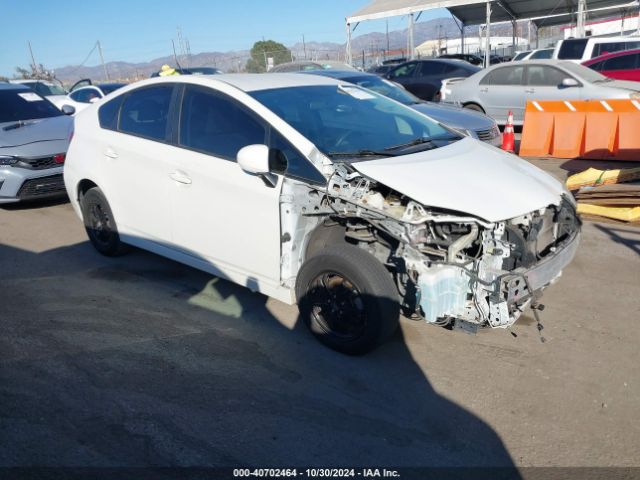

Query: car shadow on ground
[0,237,520,478]
[593,223,640,256]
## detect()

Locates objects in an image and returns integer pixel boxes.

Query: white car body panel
[64,73,577,312]
[353,137,565,222]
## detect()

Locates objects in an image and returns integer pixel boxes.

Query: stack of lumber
[566,168,640,223]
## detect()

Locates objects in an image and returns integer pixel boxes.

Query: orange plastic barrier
[519,99,640,161]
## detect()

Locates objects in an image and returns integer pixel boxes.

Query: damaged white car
[64,74,581,354]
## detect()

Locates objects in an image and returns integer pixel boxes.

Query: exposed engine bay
[279,162,581,332]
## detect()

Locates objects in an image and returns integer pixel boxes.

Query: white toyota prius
[64,73,581,354]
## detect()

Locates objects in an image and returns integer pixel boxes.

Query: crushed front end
[310,164,581,332]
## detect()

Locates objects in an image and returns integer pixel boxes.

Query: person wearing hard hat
[159,64,180,76]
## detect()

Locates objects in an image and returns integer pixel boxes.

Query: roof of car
[0,82,29,91]
[191,73,344,92]
[301,69,371,80]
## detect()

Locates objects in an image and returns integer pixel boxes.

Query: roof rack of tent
[346,0,640,66]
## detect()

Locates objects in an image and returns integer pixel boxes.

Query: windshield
[251,85,460,160]
[0,90,62,123]
[343,75,420,105]
[560,62,608,83]
[513,51,530,61]
[27,82,66,96]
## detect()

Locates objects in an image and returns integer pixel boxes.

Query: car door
[524,65,582,105]
[170,84,283,287]
[411,61,448,100]
[67,87,102,112]
[601,53,640,81]
[102,83,179,244]
[478,65,525,123]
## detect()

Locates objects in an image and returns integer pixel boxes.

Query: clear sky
[2,0,448,77]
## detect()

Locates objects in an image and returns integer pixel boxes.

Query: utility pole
[386,20,390,57]
[576,0,586,37]
[172,39,181,68]
[97,41,110,81]
[302,34,307,60]
[28,41,37,74]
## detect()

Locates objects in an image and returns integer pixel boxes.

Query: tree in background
[14,64,56,81]
[246,40,292,73]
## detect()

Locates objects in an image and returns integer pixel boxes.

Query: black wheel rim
[88,203,113,247]
[307,272,367,340]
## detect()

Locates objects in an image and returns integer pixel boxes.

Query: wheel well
[77,179,98,202]
[304,221,347,260]
[462,102,485,113]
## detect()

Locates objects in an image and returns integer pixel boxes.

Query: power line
[64,42,99,77]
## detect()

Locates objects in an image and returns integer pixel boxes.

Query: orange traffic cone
[502,111,515,153]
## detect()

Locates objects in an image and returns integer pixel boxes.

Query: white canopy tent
[346,0,640,66]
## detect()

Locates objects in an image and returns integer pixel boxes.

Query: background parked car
[10,79,68,109]
[513,48,555,60]
[384,59,480,101]
[269,61,356,72]
[438,53,483,66]
[440,60,640,125]
[150,66,222,77]
[61,81,126,113]
[553,36,640,63]
[582,49,640,82]
[303,69,501,146]
[0,83,73,203]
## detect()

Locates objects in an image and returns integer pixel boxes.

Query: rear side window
[480,66,524,85]
[558,39,588,59]
[179,86,266,160]
[98,96,123,130]
[603,53,639,71]
[592,42,627,58]
[119,85,173,141]
[525,66,567,86]
[418,62,447,75]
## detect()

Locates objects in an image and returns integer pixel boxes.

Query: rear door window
[525,66,567,86]
[592,42,627,58]
[480,66,524,85]
[558,39,588,59]
[119,85,173,141]
[70,88,101,104]
[603,53,639,71]
[417,61,446,75]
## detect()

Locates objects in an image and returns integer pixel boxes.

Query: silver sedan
[441,60,640,125]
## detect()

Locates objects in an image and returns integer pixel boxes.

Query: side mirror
[237,144,278,188]
[61,105,76,115]
[237,144,270,174]
[561,78,579,87]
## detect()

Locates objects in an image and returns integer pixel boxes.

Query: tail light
[53,153,66,164]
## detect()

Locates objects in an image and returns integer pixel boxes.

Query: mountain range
[50,17,522,82]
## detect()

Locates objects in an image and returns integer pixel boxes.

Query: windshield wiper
[383,137,434,151]
[327,149,397,158]
[2,120,36,131]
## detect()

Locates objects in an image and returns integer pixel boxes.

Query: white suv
[553,36,640,63]
[64,74,581,354]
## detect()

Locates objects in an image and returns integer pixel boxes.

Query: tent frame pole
[485,1,492,67]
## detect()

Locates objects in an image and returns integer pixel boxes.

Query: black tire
[463,103,485,113]
[80,187,128,257]
[296,244,399,355]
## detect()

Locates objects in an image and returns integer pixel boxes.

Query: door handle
[104,148,118,159]
[479,88,488,93]
[169,171,192,185]
[525,88,535,94]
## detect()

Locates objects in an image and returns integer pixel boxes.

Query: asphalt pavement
[1,170,639,475]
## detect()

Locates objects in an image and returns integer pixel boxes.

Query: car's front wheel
[80,187,128,256]
[296,245,399,355]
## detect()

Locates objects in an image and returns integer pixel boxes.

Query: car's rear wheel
[80,187,128,256]
[463,103,485,113]
[296,245,399,355]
